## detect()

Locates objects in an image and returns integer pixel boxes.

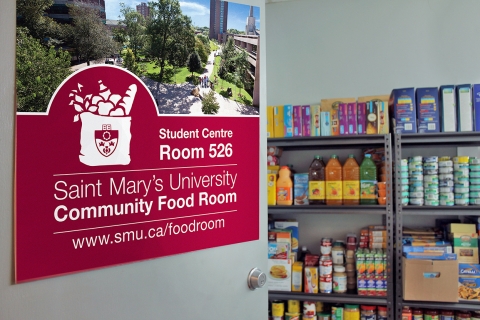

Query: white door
[0,0,268,318]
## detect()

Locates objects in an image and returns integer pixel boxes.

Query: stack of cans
[409,156,424,206]
[439,156,454,206]
[400,159,409,206]
[423,156,439,206]
[454,156,470,206]
[469,157,480,206]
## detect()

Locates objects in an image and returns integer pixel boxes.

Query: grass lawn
[209,56,253,106]
[143,60,204,84]
[210,41,219,51]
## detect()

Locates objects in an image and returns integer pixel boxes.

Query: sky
[105,0,260,31]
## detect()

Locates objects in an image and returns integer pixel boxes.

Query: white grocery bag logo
[70,80,137,166]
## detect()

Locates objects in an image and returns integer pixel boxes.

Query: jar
[346,277,356,293]
[346,249,356,264]
[332,241,345,265]
[425,310,439,320]
[303,301,316,317]
[271,300,285,317]
[321,238,333,255]
[456,311,471,320]
[344,305,360,320]
[441,310,454,320]
[412,308,423,320]
[320,275,333,294]
[333,265,347,293]
[360,305,376,320]
[377,306,387,320]
[471,311,480,320]
[402,307,412,320]
[320,255,333,276]
[288,300,300,313]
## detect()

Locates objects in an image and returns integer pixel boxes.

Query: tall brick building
[209,0,228,42]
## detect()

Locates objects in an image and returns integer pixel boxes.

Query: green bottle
[360,154,377,205]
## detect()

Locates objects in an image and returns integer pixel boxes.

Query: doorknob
[247,267,266,290]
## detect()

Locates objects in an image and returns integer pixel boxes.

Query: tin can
[439,180,454,187]
[424,162,439,170]
[470,178,480,185]
[470,171,480,178]
[410,175,424,182]
[409,192,424,198]
[401,159,408,166]
[320,275,333,293]
[303,301,316,317]
[425,194,439,201]
[455,187,469,194]
[471,185,480,191]
[455,198,470,206]
[425,170,439,175]
[410,156,423,162]
[400,165,408,172]
[424,175,438,182]
[439,174,454,181]
[315,302,324,313]
[285,313,301,320]
[424,182,439,189]
[425,199,439,206]
[439,193,454,201]
[320,255,333,276]
[439,160,453,167]
[439,167,454,174]
[320,238,333,255]
[272,301,285,317]
[410,181,423,187]
[470,164,480,172]
[470,157,480,165]
[288,300,300,313]
[471,198,480,205]
[318,312,331,320]
[453,156,469,164]
[440,199,455,206]
[410,198,424,205]
[425,188,439,195]
[401,178,409,185]
[454,163,469,170]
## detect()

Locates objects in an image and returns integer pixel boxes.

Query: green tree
[118,3,146,59]
[123,48,141,75]
[202,90,220,115]
[234,49,251,92]
[16,27,71,112]
[146,0,195,82]
[16,0,66,42]
[69,4,120,65]
[195,37,208,65]
[186,51,201,77]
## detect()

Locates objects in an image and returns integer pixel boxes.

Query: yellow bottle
[343,155,360,205]
[276,166,293,205]
[326,155,343,205]
[267,173,277,205]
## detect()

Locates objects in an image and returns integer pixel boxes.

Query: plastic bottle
[277,166,293,205]
[343,154,360,205]
[308,155,326,205]
[326,155,343,205]
[298,246,311,262]
[360,154,378,205]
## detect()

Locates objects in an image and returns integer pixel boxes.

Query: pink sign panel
[15,66,259,283]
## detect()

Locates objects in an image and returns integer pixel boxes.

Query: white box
[268,258,292,291]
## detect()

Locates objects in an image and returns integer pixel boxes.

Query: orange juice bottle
[277,166,293,205]
[343,155,360,205]
[326,155,343,205]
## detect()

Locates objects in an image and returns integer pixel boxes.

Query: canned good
[285,313,301,320]
[315,302,324,313]
[439,167,454,174]
[409,186,423,192]
[303,301,316,317]
[470,178,480,185]
[455,177,469,183]
[402,198,409,205]
[409,192,424,198]
[441,310,454,320]
[471,172,480,178]
[401,178,409,185]
[400,165,409,172]
[410,156,423,162]
[455,181,470,188]
[453,156,469,164]
[402,191,410,197]
[470,198,480,205]
[424,156,439,163]
[317,312,331,320]
[470,157,480,165]
[409,170,424,176]
[470,192,480,199]
[424,175,438,182]
[455,198,470,206]
[424,182,439,189]
[408,163,423,170]
[410,175,424,182]
[320,255,333,276]
[272,301,285,317]
[400,172,409,178]
[439,156,452,161]
[425,169,439,175]
[439,160,453,167]
[439,180,454,187]
[424,163,439,170]
[440,199,455,206]
[470,185,480,191]
[454,168,470,176]
[410,181,423,187]
[401,185,409,191]
[425,188,439,194]
[425,199,439,206]
[288,300,301,313]
[320,275,332,293]
[425,194,439,200]
[440,187,454,193]
[410,198,424,205]
[455,187,469,194]
[470,164,480,171]
[440,193,454,201]
[439,174,454,181]
[454,163,469,170]
[320,238,333,255]
[401,159,408,166]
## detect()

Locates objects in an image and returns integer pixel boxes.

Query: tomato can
[321,238,333,255]
[320,275,333,293]
[320,255,333,276]
[304,301,317,317]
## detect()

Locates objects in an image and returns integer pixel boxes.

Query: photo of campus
[16,0,260,115]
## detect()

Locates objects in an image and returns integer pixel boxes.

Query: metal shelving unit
[394,132,480,319]
[268,134,395,320]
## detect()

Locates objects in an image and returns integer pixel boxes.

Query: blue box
[405,252,457,260]
[459,264,480,275]
[473,85,480,131]
[320,112,331,136]
[389,88,417,133]
[456,85,473,132]
[416,87,440,133]
[439,85,457,132]
[283,104,293,137]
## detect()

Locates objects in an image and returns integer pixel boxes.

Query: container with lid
[332,241,345,265]
[402,307,412,320]
[377,307,387,320]
[424,309,439,320]
[412,309,423,320]
[360,305,376,320]
[441,310,454,320]
[456,311,471,320]
[333,265,347,293]
[344,305,360,320]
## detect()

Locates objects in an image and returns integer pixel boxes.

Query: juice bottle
[308,155,326,204]
[276,166,293,205]
[326,155,343,205]
[360,154,378,205]
[343,155,360,205]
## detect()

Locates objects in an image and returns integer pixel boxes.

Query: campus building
[209,0,228,42]
[45,0,106,24]
[136,2,150,19]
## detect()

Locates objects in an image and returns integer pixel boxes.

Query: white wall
[0,0,268,319]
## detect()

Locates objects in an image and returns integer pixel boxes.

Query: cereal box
[302,105,311,136]
[274,221,299,253]
[339,103,348,135]
[321,112,331,136]
[273,105,285,137]
[293,173,309,205]
[357,102,367,134]
[456,84,473,132]
[389,88,417,133]
[267,106,274,138]
[473,84,480,131]
[439,85,457,132]
[293,105,302,137]
[347,102,357,135]
[321,98,356,136]
[284,104,293,137]
[268,258,292,291]
[377,100,389,134]
[310,104,321,136]
[416,87,440,133]
[458,264,480,301]
[366,101,378,134]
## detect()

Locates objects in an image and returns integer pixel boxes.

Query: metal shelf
[269,291,388,305]
[267,134,387,150]
[401,300,480,311]
[401,206,480,216]
[268,205,387,215]
[398,132,480,147]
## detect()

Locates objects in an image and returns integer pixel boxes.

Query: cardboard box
[310,104,321,136]
[284,104,293,137]
[320,112,331,136]
[389,88,417,133]
[268,258,292,291]
[449,231,479,263]
[339,103,348,135]
[416,87,440,133]
[321,98,356,136]
[304,266,319,293]
[458,264,480,301]
[293,105,302,137]
[473,85,480,131]
[293,173,308,205]
[456,84,473,132]
[274,221,299,253]
[357,102,367,135]
[377,100,389,134]
[291,261,303,292]
[273,105,284,137]
[347,102,358,135]
[267,106,274,138]
[439,85,457,132]
[449,224,476,233]
[267,174,276,206]
[302,105,311,136]
[402,257,458,302]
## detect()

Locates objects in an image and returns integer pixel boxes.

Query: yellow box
[273,105,284,137]
[310,104,321,136]
[267,174,276,205]
[292,261,303,292]
[267,106,274,138]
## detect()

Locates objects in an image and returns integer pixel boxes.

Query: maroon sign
[15,65,259,283]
